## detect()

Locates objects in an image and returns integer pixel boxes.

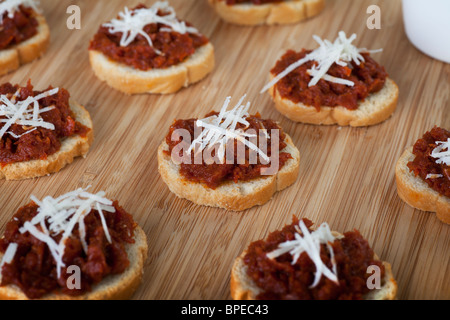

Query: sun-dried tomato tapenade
[243,217,385,300]
[0,5,38,50]
[407,126,450,198]
[271,49,387,111]
[0,201,136,299]
[89,4,209,71]
[0,81,89,166]
[165,112,292,189]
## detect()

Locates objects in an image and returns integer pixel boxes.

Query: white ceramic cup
[402,0,450,63]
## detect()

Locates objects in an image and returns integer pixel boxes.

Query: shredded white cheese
[103,1,199,55]
[187,95,269,163]
[426,173,443,180]
[18,187,116,278]
[0,0,40,23]
[267,220,339,288]
[0,242,18,271]
[260,31,382,93]
[0,87,59,139]
[431,138,450,166]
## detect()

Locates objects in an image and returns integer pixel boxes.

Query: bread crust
[0,226,148,300]
[395,147,450,224]
[157,134,300,211]
[208,0,325,26]
[0,14,50,76]
[0,100,94,181]
[89,42,215,95]
[231,241,397,300]
[269,77,399,126]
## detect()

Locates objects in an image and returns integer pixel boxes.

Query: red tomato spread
[224,0,283,4]
[0,201,137,299]
[0,5,38,50]
[271,49,387,111]
[165,112,292,189]
[407,126,450,198]
[0,82,89,166]
[89,4,209,71]
[243,217,385,300]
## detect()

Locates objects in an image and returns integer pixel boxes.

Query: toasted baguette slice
[395,147,450,224]
[269,77,399,127]
[208,0,324,26]
[158,134,300,211]
[231,235,397,300]
[0,100,94,180]
[0,226,148,300]
[0,14,50,76]
[89,43,215,95]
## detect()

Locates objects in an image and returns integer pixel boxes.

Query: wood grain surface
[0,0,448,300]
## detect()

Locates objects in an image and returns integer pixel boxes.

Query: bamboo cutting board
[0,0,448,300]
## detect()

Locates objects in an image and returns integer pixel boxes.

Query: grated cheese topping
[0,0,40,24]
[15,187,116,278]
[431,138,450,166]
[0,243,18,271]
[187,95,269,163]
[0,87,59,139]
[260,31,382,93]
[426,173,443,180]
[267,220,339,288]
[103,1,199,55]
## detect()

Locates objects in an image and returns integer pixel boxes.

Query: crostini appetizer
[208,0,325,26]
[231,217,397,300]
[0,187,148,300]
[0,81,94,180]
[0,0,49,76]
[396,126,450,224]
[89,1,215,94]
[261,31,399,126]
[158,95,300,211]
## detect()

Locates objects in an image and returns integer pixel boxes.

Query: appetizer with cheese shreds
[396,126,450,224]
[89,1,214,94]
[0,0,49,75]
[0,81,93,180]
[158,94,300,211]
[0,188,148,300]
[208,0,325,26]
[231,217,397,300]
[261,31,399,126]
